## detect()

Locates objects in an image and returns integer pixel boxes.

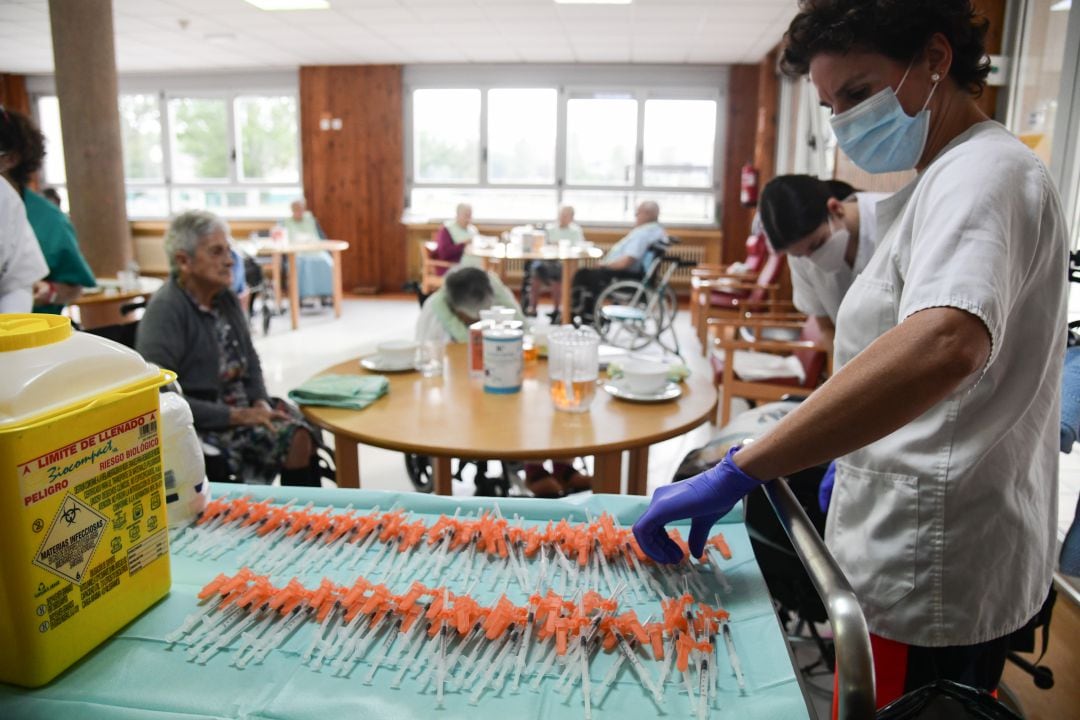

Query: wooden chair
[694,250,790,353]
[420,238,457,295]
[689,233,769,329]
[709,314,833,427]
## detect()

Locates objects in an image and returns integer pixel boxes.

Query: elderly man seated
[415,266,591,496]
[570,200,665,324]
[137,210,326,487]
[522,205,585,319]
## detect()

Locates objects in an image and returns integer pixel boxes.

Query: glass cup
[548,325,599,413]
[416,339,446,377]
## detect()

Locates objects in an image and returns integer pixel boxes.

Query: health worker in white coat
[757,175,890,348]
[633,0,1068,711]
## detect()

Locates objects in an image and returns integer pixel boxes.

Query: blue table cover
[0,487,811,719]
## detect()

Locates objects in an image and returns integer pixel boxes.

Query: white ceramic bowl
[621,360,669,395]
[378,339,419,366]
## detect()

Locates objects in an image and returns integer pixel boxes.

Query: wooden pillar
[47,0,131,276]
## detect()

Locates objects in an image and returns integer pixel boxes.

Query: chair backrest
[640,236,674,283]
[794,316,828,388]
[745,250,786,303]
[744,233,768,273]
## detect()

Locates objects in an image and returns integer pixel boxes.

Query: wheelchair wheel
[404,453,434,493]
[594,280,667,350]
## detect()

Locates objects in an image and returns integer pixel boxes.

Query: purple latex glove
[632,446,763,564]
[818,461,836,514]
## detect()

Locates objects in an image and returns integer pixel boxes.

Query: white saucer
[603,378,682,403]
[360,355,416,373]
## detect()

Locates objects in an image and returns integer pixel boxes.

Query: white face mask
[807,218,850,273]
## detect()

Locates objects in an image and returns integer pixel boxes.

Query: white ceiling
[0,0,797,74]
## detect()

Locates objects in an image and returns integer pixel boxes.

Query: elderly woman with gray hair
[136,210,324,487]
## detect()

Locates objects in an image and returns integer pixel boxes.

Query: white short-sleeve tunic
[829,121,1068,647]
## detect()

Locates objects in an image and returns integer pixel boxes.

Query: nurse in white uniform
[0,177,48,313]
[633,0,1068,710]
[758,174,889,347]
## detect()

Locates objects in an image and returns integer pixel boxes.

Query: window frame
[31,79,302,220]
[404,70,726,227]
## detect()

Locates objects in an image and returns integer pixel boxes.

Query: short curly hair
[780,0,991,97]
[0,106,46,189]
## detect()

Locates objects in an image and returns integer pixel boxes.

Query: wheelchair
[592,236,695,357]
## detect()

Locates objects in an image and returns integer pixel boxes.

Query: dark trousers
[570,267,641,323]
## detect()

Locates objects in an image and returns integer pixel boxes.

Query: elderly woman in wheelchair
[136,210,328,487]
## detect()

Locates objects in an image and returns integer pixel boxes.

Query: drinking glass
[548,326,599,413]
[416,339,446,377]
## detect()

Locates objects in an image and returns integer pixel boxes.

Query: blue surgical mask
[829,63,939,173]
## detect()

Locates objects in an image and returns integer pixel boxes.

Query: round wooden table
[68,276,164,329]
[237,239,350,330]
[301,344,717,496]
[468,242,604,321]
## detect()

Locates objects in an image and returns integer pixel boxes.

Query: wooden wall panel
[753,48,780,190]
[720,64,761,267]
[300,65,405,294]
[0,73,30,115]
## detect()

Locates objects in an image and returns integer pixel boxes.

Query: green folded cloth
[288,374,389,409]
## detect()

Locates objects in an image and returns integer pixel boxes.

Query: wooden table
[239,239,349,330]
[469,242,603,321]
[301,344,716,496]
[68,276,164,329]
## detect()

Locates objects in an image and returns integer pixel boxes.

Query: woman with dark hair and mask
[634,0,1068,708]
[758,175,888,347]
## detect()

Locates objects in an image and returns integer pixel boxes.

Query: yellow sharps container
[0,315,175,687]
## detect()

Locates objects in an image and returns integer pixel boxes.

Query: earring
[931,72,941,82]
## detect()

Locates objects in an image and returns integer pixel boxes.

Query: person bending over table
[137,210,324,487]
[570,200,665,324]
[431,203,477,274]
[634,0,1067,711]
[0,107,94,314]
[521,205,585,319]
[415,266,591,497]
[280,198,334,304]
[758,175,889,348]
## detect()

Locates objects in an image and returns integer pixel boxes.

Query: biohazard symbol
[61,502,81,526]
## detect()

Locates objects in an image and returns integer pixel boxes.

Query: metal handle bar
[763,477,876,720]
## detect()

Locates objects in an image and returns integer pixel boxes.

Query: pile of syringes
[166,495,749,719]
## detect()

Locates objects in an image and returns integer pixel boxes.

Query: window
[642,99,716,188]
[235,95,300,183]
[36,96,66,185]
[1008,0,1072,167]
[413,89,481,183]
[168,97,229,183]
[566,96,638,186]
[408,85,722,225]
[487,88,556,184]
[120,94,164,182]
[35,90,301,219]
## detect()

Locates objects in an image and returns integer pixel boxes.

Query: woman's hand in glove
[632,446,763,564]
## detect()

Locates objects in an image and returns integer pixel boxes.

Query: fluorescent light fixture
[555,0,632,5]
[244,0,330,10]
[1051,0,1071,10]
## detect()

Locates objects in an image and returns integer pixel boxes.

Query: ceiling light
[1051,0,1071,10]
[554,0,632,5]
[244,0,330,10]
